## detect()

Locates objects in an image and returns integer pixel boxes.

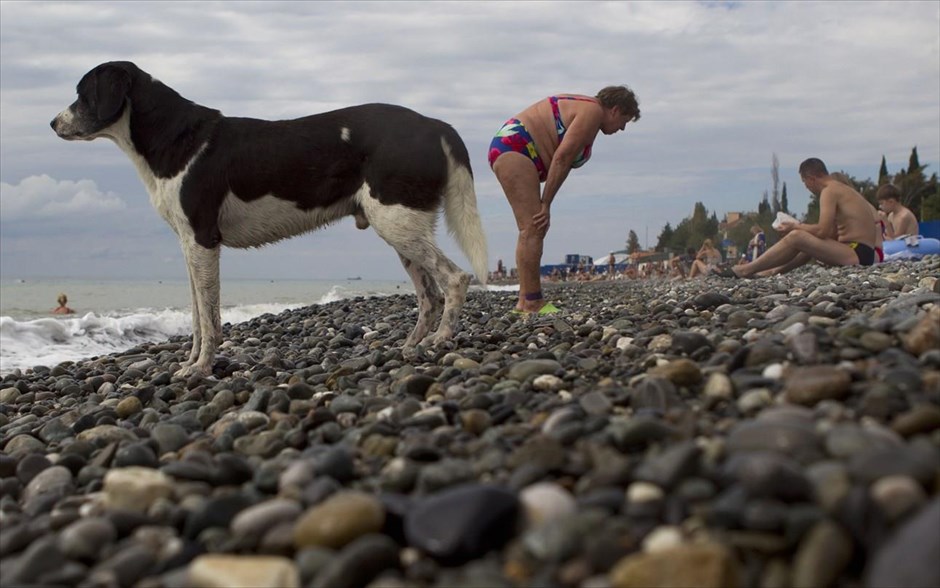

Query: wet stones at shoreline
[1,258,939,588]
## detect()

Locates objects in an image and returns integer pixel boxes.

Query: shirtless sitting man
[724,158,877,278]
[876,184,919,239]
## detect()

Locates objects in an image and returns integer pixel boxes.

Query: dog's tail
[441,136,489,286]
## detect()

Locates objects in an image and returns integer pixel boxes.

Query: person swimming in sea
[52,293,75,315]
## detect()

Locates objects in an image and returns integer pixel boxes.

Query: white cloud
[0,1,937,279]
[0,174,126,220]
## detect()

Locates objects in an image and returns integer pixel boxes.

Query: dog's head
[51,61,140,141]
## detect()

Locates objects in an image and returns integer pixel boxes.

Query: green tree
[804,195,820,224]
[758,191,770,217]
[666,202,720,252]
[836,171,877,204]
[922,182,940,221]
[771,153,781,214]
[891,147,932,218]
[626,230,641,254]
[780,182,789,214]
[878,156,889,185]
[669,222,691,252]
[909,146,922,174]
[655,223,674,252]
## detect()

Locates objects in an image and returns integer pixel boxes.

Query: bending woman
[488,86,640,315]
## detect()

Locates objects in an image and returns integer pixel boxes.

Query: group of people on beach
[488,86,923,314]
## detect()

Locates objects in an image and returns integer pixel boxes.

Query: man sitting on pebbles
[719,158,878,278]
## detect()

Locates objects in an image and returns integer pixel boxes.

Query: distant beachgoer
[688,239,722,278]
[877,184,919,239]
[721,158,877,278]
[670,247,696,278]
[747,225,766,262]
[607,252,616,276]
[489,85,640,315]
[52,293,75,315]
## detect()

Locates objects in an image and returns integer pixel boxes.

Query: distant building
[719,211,750,233]
[719,211,758,260]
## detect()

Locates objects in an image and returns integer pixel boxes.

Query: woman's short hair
[596,86,641,121]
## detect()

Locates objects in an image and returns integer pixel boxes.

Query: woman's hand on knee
[532,207,551,236]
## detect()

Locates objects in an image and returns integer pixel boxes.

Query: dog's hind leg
[176,242,222,378]
[376,221,468,347]
[398,253,444,347]
[360,195,466,348]
[421,251,470,346]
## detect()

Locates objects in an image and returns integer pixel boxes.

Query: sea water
[0,278,518,374]
[0,277,416,374]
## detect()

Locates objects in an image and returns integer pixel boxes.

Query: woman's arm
[532,104,603,232]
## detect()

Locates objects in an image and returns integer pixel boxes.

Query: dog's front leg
[179,267,201,369]
[175,242,221,378]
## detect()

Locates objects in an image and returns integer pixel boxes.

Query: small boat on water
[346,276,362,281]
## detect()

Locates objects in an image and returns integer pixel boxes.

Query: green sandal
[537,302,561,315]
[510,302,561,316]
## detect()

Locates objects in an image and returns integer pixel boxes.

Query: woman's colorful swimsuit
[549,96,595,169]
[488,118,548,180]
[488,96,598,182]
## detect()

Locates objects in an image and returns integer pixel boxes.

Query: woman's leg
[493,153,547,312]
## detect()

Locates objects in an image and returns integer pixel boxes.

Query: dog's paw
[401,345,419,362]
[422,332,454,347]
[174,362,211,379]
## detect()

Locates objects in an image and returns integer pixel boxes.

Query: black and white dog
[52,61,488,377]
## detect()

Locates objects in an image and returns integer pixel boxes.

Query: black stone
[313,533,401,588]
[113,442,159,469]
[183,492,254,539]
[16,454,51,485]
[405,484,519,565]
[720,451,814,502]
[865,499,940,588]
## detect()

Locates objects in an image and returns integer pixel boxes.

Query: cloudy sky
[1,1,938,281]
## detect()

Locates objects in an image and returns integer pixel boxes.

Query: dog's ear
[94,65,132,121]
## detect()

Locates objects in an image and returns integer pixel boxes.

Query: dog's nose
[50,118,57,130]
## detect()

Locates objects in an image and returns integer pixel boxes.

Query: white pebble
[103,467,174,513]
[533,374,564,391]
[703,372,733,400]
[627,481,664,504]
[520,482,577,528]
[762,363,784,379]
[742,328,762,342]
[642,525,685,553]
[781,322,805,338]
[870,475,927,521]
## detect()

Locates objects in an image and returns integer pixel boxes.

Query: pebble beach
[1,259,939,588]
